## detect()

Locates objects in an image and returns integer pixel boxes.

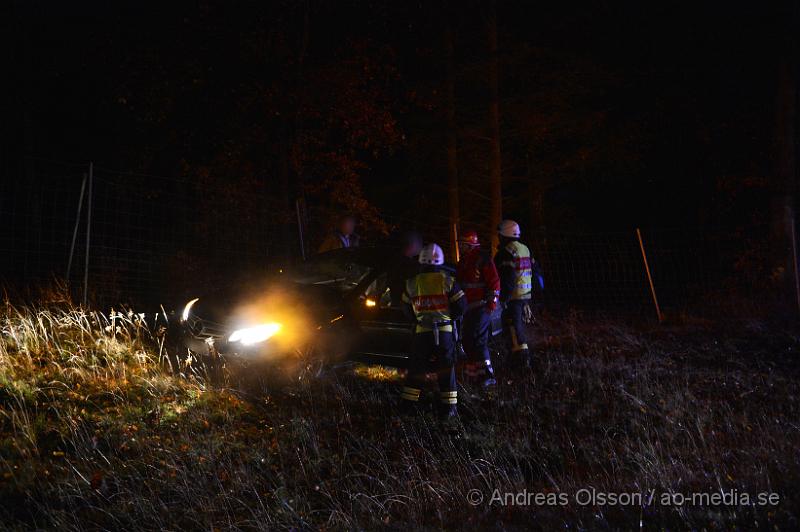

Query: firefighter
[494,220,543,369]
[401,243,467,418]
[455,230,500,387]
[318,214,360,253]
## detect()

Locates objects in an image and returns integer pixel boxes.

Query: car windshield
[290,251,373,292]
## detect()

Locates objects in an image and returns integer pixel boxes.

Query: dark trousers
[401,331,457,405]
[503,300,530,362]
[462,308,491,362]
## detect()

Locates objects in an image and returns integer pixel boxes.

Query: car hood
[182,279,347,332]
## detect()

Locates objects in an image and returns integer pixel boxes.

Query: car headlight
[181,298,199,322]
[228,323,282,346]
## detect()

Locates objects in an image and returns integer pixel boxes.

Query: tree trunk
[278,130,293,259]
[487,0,503,253]
[771,1,798,314]
[771,55,797,311]
[526,153,546,247]
[283,0,310,261]
[444,20,460,261]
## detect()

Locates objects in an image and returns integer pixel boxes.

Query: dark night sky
[1,1,791,236]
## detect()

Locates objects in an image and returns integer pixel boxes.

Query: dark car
[174,246,503,369]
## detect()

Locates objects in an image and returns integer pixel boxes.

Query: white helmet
[498,219,521,238]
[419,243,445,265]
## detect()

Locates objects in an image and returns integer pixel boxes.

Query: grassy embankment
[1,300,799,529]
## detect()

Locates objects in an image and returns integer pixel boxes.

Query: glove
[522,303,534,324]
[484,298,498,314]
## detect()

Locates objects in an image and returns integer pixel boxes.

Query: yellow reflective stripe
[401,387,422,401]
[440,391,458,405]
[415,324,453,333]
[450,290,465,302]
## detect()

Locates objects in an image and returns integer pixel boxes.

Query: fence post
[295,198,306,261]
[452,223,460,263]
[636,228,663,322]
[83,162,93,306]
[66,173,87,281]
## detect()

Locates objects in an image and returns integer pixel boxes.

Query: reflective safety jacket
[494,240,538,302]
[402,267,467,333]
[456,248,501,310]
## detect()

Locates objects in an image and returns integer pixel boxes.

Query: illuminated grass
[1,302,799,529]
[351,363,402,382]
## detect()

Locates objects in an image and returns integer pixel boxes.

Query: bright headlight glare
[228,323,282,346]
[181,298,199,322]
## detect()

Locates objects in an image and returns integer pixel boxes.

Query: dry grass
[1,300,799,530]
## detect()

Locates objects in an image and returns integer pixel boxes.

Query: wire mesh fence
[0,158,780,318]
[2,159,278,306]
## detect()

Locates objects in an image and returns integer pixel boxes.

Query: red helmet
[459,230,480,247]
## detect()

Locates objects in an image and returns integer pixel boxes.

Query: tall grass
[1,301,799,529]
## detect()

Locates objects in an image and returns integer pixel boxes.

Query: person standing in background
[318,214,360,253]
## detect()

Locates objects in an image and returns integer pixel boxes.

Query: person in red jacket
[455,230,501,387]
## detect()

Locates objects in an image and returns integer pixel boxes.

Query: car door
[350,272,414,366]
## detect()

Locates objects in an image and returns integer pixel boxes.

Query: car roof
[312,245,456,272]
[312,245,396,267]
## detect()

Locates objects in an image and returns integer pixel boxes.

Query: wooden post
[452,223,460,263]
[83,162,93,307]
[444,19,460,262]
[636,228,663,322]
[487,0,502,254]
[295,198,306,261]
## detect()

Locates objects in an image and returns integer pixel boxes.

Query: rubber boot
[521,350,533,370]
[399,386,423,416]
[481,360,497,388]
[440,403,458,420]
[399,399,421,416]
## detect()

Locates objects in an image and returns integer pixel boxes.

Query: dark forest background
[1,0,798,313]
